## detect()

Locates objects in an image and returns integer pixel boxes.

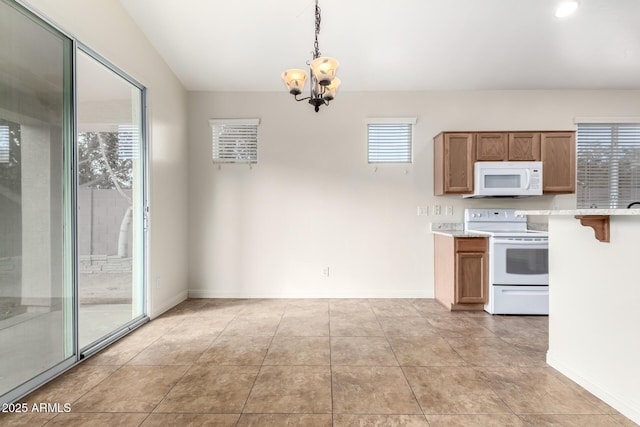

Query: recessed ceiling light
[555,0,579,18]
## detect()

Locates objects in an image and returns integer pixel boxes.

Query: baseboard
[149,290,188,319]
[188,288,434,299]
[547,351,640,425]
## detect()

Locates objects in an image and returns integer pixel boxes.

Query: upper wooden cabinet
[434,130,575,195]
[541,132,576,193]
[508,132,541,161]
[434,132,474,195]
[476,133,507,161]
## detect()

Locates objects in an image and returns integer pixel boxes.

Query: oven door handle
[492,239,548,245]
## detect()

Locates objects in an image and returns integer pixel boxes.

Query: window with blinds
[576,122,640,208]
[0,125,9,163]
[209,118,259,164]
[117,124,140,160]
[367,118,416,163]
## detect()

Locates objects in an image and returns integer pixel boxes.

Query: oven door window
[505,248,548,275]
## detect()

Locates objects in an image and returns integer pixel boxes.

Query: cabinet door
[443,133,474,193]
[476,133,507,161]
[541,132,575,193]
[509,132,541,161]
[455,252,487,304]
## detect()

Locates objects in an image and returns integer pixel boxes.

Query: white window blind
[576,122,640,208]
[117,124,140,160]
[0,125,9,163]
[367,118,416,163]
[209,118,259,164]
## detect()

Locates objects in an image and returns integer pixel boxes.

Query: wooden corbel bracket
[574,215,610,242]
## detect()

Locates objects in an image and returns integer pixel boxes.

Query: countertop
[431,230,489,238]
[429,223,488,238]
[515,209,640,216]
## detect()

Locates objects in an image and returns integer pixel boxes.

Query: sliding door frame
[75,42,149,359]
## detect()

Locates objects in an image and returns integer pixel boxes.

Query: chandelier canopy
[281,0,340,112]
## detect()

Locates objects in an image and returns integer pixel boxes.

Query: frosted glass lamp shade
[322,77,340,101]
[310,57,339,86]
[281,69,308,95]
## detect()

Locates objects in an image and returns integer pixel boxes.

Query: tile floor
[1,298,637,426]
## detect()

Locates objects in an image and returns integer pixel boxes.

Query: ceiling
[120,0,640,92]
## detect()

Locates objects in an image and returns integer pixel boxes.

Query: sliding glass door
[76,49,146,349]
[0,0,147,403]
[0,0,74,398]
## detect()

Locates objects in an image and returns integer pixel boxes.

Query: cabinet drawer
[455,238,487,253]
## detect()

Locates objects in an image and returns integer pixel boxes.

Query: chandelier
[281,0,340,112]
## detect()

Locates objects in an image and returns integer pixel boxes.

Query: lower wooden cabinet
[434,234,488,311]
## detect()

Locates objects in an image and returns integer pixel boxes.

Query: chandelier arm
[293,94,312,102]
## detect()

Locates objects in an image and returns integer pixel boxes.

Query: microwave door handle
[524,169,531,190]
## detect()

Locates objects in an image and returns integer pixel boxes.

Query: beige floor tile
[237,414,332,426]
[377,316,437,336]
[519,414,623,426]
[427,414,525,427]
[83,331,159,366]
[275,315,330,336]
[127,331,215,365]
[610,414,640,426]
[23,364,119,404]
[244,366,332,413]
[445,337,541,367]
[197,335,272,365]
[141,413,240,426]
[388,336,466,367]
[370,300,422,317]
[330,336,398,366]
[221,316,281,336]
[403,366,510,414]
[9,298,624,427]
[284,301,330,317]
[72,365,188,412]
[426,317,496,338]
[329,301,375,316]
[238,301,288,318]
[334,414,430,426]
[174,315,236,334]
[332,366,422,414]
[546,368,619,414]
[0,412,56,427]
[44,413,148,427]
[478,367,608,414]
[263,336,330,365]
[154,365,259,413]
[330,315,385,337]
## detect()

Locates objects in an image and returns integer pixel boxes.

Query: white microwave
[463,161,543,198]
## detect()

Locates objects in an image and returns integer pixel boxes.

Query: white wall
[188,90,640,298]
[25,0,190,317]
[546,215,640,424]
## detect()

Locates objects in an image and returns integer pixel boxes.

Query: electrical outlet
[417,206,428,216]
[445,205,453,215]
[322,267,330,277]
[433,205,441,215]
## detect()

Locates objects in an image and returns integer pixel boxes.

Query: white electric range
[465,208,549,315]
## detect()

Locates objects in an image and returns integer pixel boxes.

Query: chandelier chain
[313,0,321,59]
